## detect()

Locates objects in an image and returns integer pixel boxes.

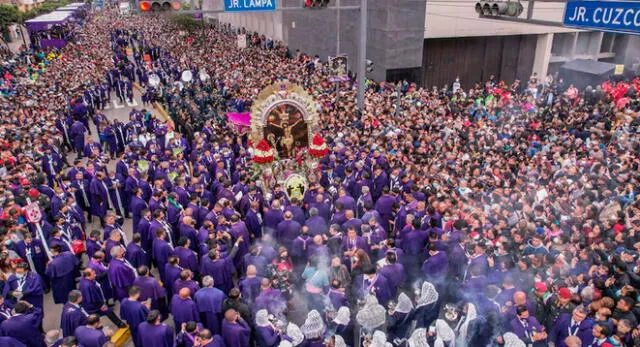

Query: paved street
[40,86,161,344]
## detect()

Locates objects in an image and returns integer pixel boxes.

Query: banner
[237,34,247,49]
[328,55,349,83]
[228,111,251,126]
[228,111,251,134]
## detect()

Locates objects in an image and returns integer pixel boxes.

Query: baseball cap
[534,282,548,292]
[558,287,572,300]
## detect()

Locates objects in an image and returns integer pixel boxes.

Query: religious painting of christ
[263,102,309,158]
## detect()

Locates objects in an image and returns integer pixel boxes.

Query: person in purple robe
[137,209,154,252]
[378,252,406,294]
[133,266,168,319]
[170,288,199,329]
[195,329,225,347]
[245,201,263,239]
[152,228,175,284]
[200,238,240,294]
[175,321,204,347]
[291,227,312,270]
[229,216,251,267]
[15,233,49,290]
[194,276,226,336]
[173,238,198,273]
[178,217,199,252]
[138,310,174,347]
[547,306,594,347]
[422,244,449,286]
[253,279,286,316]
[2,262,45,308]
[371,165,389,201]
[238,265,262,305]
[0,336,26,347]
[87,251,114,302]
[341,227,366,268]
[509,305,547,347]
[164,256,183,298]
[120,286,151,347]
[173,270,200,298]
[107,245,137,301]
[242,246,269,277]
[60,290,88,337]
[0,301,45,347]
[129,189,148,233]
[309,194,331,222]
[262,201,284,235]
[83,138,103,161]
[341,210,363,234]
[126,234,150,269]
[78,269,125,327]
[45,245,80,304]
[89,171,111,220]
[255,309,281,347]
[401,219,428,284]
[69,120,87,158]
[85,230,103,260]
[304,207,327,237]
[221,309,251,347]
[74,314,111,347]
[353,264,393,306]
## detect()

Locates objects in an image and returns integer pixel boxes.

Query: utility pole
[334,0,341,108]
[356,0,367,110]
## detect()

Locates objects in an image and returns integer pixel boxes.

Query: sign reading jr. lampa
[224,0,276,12]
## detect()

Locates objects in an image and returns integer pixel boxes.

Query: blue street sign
[224,0,277,12]
[564,1,640,35]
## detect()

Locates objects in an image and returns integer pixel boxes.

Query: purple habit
[120,298,150,347]
[45,252,80,304]
[169,295,199,328]
[221,318,251,347]
[107,258,136,301]
[194,287,226,335]
[137,322,174,347]
[60,303,88,337]
[74,325,109,347]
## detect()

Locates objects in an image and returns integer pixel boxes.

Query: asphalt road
[41,86,154,345]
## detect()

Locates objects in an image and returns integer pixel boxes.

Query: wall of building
[203,0,426,83]
[422,34,537,88]
[424,0,581,38]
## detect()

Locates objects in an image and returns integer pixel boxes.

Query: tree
[0,5,21,48]
[170,14,200,31]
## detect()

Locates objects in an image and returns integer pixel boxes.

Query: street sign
[563,1,640,35]
[224,0,276,12]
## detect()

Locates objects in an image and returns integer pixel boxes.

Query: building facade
[203,0,640,87]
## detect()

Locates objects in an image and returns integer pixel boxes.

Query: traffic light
[304,0,329,8]
[475,1,523,17]
[139,1,181,11]
[366,59,374,73]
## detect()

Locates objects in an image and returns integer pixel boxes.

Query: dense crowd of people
[0,6,640,347]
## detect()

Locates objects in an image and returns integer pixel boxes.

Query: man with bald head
[179,216,199,252]
[221,309,251,347]
[196,328,225,347]
[276,210,301,249]
[170,287,199,329]
[504,290,537,326]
